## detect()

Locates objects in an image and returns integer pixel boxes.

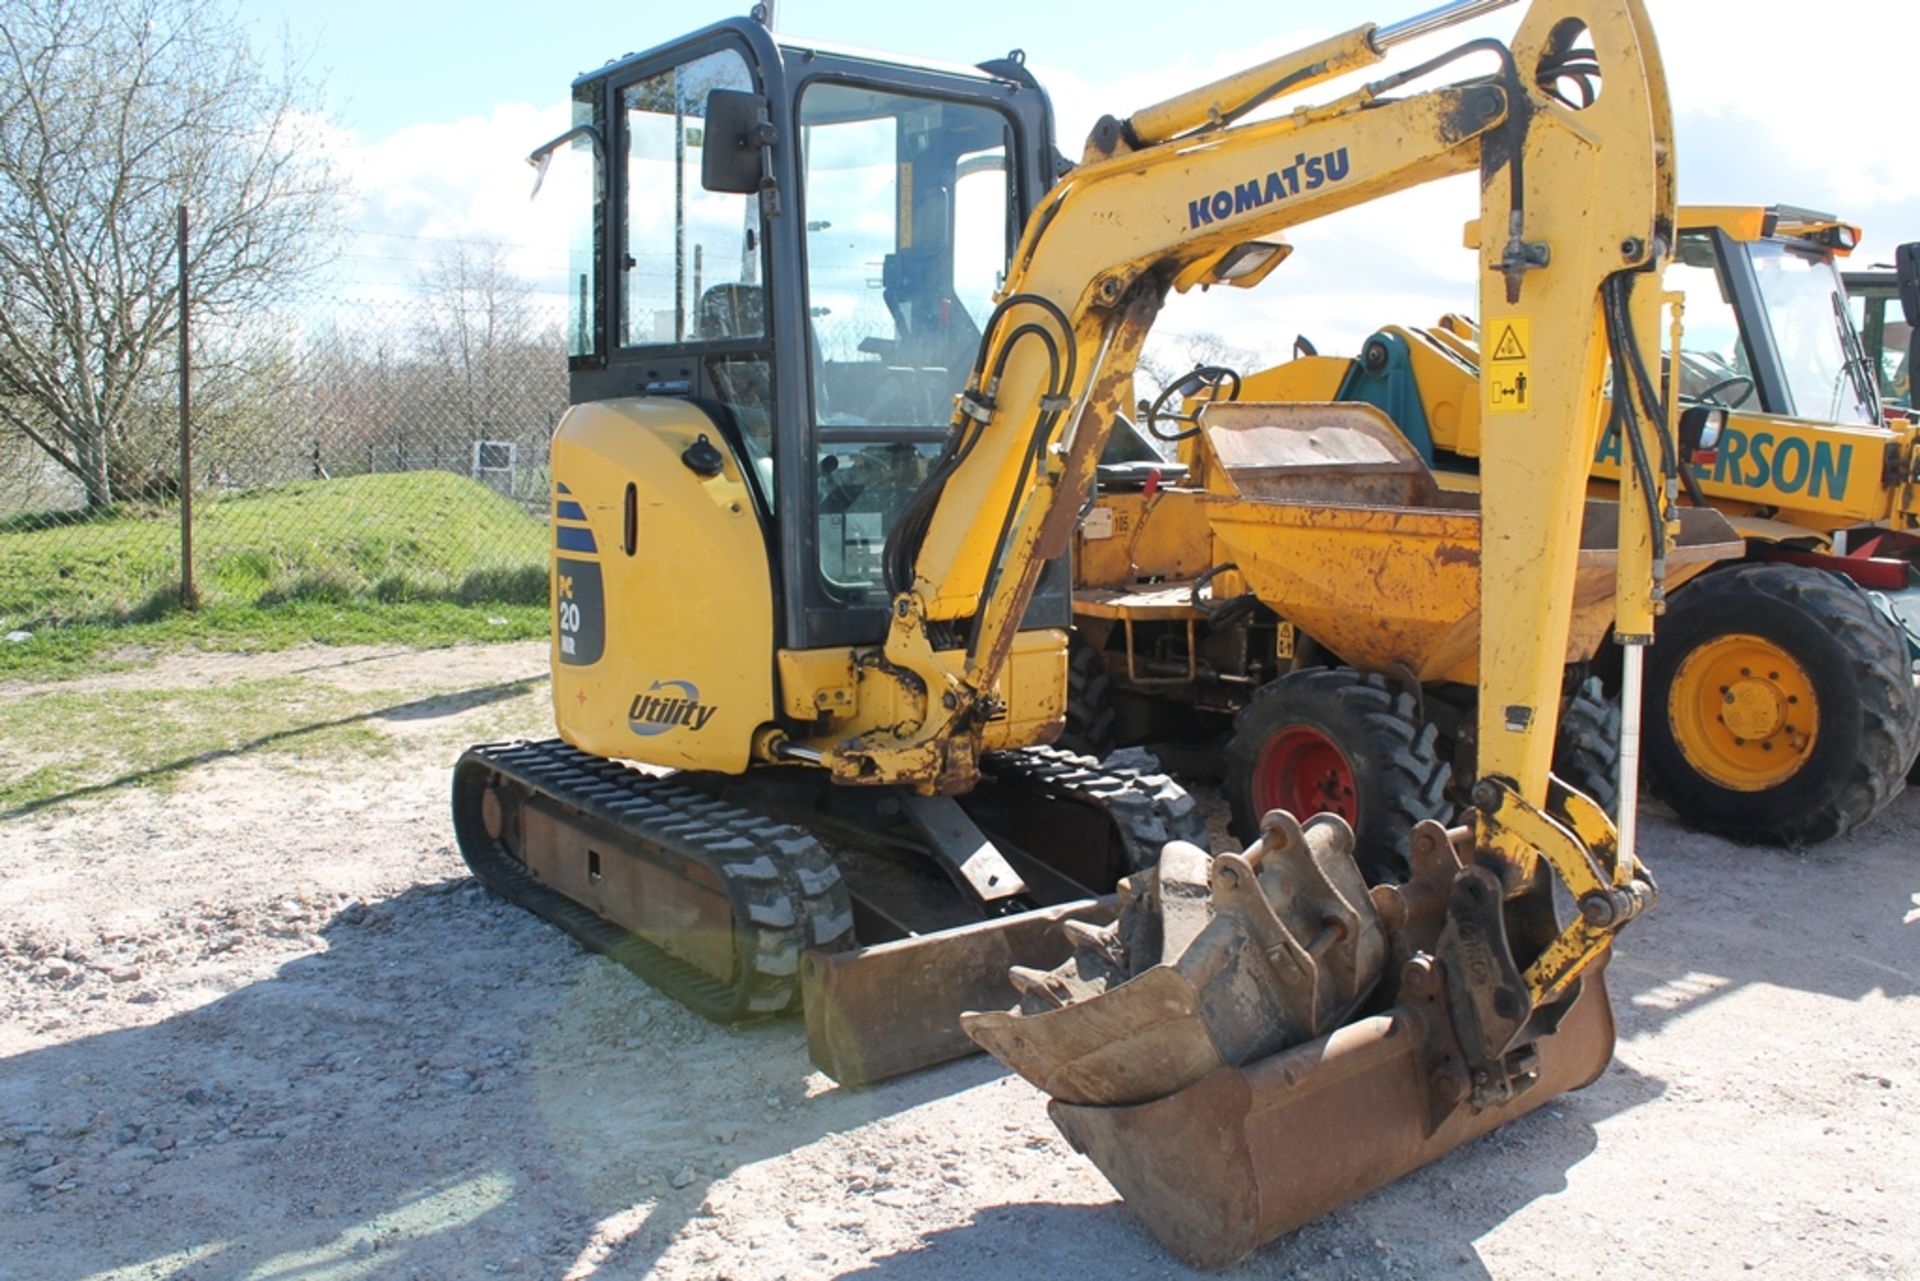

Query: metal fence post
[178,202,197,609]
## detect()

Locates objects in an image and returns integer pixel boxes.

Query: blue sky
[248,0,1920,362]
[246,0,1394,137]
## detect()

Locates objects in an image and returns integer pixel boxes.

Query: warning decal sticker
[1486,316,1531,415]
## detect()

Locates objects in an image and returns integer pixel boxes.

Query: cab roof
[1681,204,1862,256]
[573,16,1026,94]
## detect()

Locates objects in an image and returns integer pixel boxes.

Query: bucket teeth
[1009,932,1129,1013]
[1059,916,1113,954]
[962,811,1388,1107]
[1007,965,1066,1009]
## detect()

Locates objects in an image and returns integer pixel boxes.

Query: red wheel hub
[1252,726,1359,826]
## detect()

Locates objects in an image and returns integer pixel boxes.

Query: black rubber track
[452,740,855,1023]
[1223,667,1449,883]
[454,742,1210,1023]
[982,743,1211,870]
[1643,565,1920,845]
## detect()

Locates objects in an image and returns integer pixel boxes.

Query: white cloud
[1649,1,1917,265]
[324,100,575,301]
[323,2,1920,372]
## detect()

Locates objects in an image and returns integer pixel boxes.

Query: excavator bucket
[963,812,1618,1269]
[1041,972,1613,1269]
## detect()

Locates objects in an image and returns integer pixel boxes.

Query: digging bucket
[1047,964,1614,1268]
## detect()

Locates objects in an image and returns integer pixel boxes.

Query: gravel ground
[1,641,1915,1280]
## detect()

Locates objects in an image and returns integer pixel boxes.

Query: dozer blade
[800,899,1116,1087]
[963,810,1620,1269]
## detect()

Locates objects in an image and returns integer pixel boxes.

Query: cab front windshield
[1747,241,1877,425]
[799,83,1017,599]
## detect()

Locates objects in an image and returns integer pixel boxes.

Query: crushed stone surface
[1,642,1916,1279]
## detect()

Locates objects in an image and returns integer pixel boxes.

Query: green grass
[0,472,550,677]
[0,676,402,812]
[0,599,548,679]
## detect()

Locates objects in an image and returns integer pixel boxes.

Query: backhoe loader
[1248,209,1920,845]
[457,0,1690,1259]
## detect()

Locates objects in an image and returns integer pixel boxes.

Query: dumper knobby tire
[1643,564,1920,845]
[1555,675,1622,817]
[1059,636,1117,759]
[1224,667,1448,883]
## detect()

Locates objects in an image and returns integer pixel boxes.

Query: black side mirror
[1678,404,1727,465]
[1896,243,1920,326]
[702,90,774,195]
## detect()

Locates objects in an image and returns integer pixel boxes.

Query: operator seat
[696,283,764,340]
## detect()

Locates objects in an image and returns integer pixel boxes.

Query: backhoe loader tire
[1554,676,1622,817]
[1059,636,1117,759]
[1644,564,1920,845]
[1224,667,1448,883]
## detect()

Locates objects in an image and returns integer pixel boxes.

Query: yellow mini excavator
[458,0,1690,1258]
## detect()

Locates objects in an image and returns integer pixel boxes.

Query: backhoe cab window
[1748,242,1876,425]
[622,50,763,346]
[1666,234,1755,409]
[799,83,1016,598]
[1851,290,1913,409]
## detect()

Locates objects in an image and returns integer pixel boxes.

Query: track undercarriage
[452,739,1206,1084]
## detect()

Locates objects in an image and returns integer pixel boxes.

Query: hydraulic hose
[884,294,1076,599]
[1602,273,1672,565]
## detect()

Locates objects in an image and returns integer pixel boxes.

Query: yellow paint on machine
[548,398,775,774]
[775,632,1068,755]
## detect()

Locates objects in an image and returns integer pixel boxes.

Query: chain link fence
[0,274,1247,639]
[0,294,570,634]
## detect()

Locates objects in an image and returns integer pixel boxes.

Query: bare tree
[415,243,537,445]
[0,0,341,509]
[1136,330,1266,394]
[411,243,566,490]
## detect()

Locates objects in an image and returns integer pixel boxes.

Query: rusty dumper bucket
[1194,403,1741,684]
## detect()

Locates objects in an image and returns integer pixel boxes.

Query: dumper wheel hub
[1722,677,1786,740]
[1667,633,1819,791]
[1255,727,1359,826]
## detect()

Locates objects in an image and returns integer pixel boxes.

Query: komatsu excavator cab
[540,21,1068,762]
[464,20,1217,1086]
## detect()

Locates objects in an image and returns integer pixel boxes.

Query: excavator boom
[953,0,1679,1263]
